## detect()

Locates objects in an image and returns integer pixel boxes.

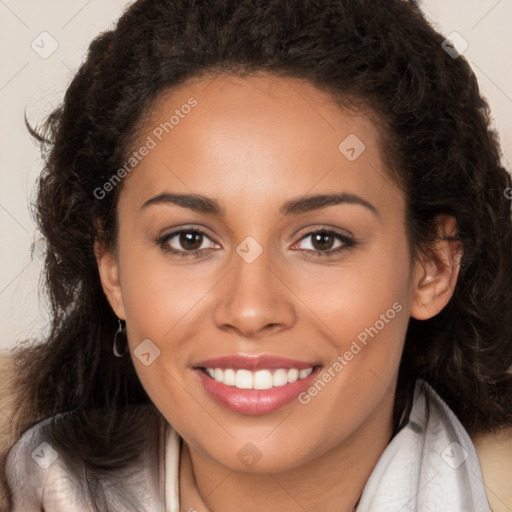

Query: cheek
[290,232,411,340]
[291,233,412,413]
[117,233,210,340]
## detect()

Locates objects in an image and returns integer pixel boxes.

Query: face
[96,73,460,473]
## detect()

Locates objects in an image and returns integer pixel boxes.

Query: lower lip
[194,367,322,415]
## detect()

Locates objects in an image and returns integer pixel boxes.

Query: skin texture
[95,74,462,512]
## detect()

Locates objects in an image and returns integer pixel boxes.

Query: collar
[356,378,491,511]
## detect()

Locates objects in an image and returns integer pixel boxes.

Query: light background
[1,0,511,352]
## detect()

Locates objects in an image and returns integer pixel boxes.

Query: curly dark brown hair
[3,0,512,508]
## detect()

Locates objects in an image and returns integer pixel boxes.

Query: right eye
[157,228,220,257]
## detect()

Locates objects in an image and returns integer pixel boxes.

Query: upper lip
[194,355,319,371]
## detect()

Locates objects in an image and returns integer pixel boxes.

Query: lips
[193,354,322,415]
[195,355,317,370]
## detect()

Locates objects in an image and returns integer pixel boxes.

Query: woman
[2,0,511,510]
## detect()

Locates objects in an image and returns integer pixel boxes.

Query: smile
[202,367,314,389]
[193,355,322,415]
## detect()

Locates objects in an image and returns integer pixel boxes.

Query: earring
[113,319,128,357]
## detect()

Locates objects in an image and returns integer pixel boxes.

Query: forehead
[120,73,402,215]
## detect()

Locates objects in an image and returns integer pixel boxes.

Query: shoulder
[421,380,512,512]
[5,414,92,511]
[5,405,167,511]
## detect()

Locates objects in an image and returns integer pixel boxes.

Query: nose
[212,244,297,338]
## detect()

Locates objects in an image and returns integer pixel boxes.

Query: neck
[178,390,396,512]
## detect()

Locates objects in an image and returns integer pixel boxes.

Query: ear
[410,215,463,321]
[94,240,126,320]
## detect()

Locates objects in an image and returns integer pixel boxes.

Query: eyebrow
[141,192,223,214]
[141,192,378,217]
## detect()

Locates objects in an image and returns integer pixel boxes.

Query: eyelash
[156,228,355,258]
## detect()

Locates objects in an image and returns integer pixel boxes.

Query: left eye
[293,230,352,253]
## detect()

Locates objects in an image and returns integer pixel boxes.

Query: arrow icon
[441,32,468,59]
[134,339,161,366]
[236,237,263,263]
[338,134,365,161]
[31,442,58,468]
[441,441,468,468]
[237,442,263,467]
[31,32,59,59]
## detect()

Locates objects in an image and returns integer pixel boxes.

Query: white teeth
[223,368,236,386]
[253,370,273,390]
[287,368,299,383]
[203,366,315,389]
[273,369,288,387]
[299,368,312,379]
[235,369,253,389]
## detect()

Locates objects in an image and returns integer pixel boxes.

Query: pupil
[180,232,202,250]
[312,232,333,251]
